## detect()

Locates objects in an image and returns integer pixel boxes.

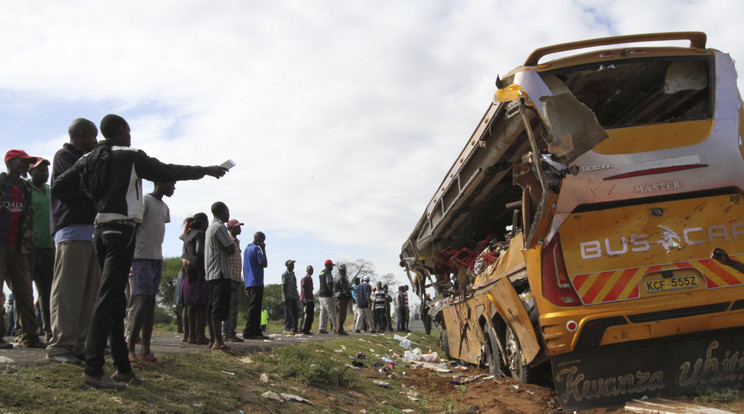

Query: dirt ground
[3,327,743,413]
[401,365,618,414]
[401,364,744,414]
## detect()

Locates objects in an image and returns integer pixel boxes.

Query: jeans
[29,247,54,338]
[243,285,263,337]
[222,280,242,337]
[334,297,348,333]
[85,224,135,377]
[397,308,408,332]
[300,300,314,333]
[283,299,298,332]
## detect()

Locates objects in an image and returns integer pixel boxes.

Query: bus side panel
[551,327,744,411]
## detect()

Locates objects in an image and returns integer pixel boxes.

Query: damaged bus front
[400,32,744,410]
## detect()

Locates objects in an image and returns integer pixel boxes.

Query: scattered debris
[260,373,269,383]
[221,371,235,376]
[625,397,735,413]
[450,374,491,384]
[402,410,415,413]
[403,347,439,363]
[373,380,390,388]
[281,393,314,405]
[0,356,14,364]
[406,388,421,402]
[239,357,253,364]
[261,391,283,402]
[394,334,418,350]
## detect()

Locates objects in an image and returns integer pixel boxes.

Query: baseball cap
[4,150,37,164]
[285,259,296,266]
[226,219,244,228]
[30,157,50,170]
[325,259,335,266]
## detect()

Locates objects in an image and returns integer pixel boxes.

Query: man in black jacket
[46,118,99,366]
[53,114,228,390]
[332,264,351,335]
[317,260,336,334]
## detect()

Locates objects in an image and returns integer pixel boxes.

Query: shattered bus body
[400,32,744,410]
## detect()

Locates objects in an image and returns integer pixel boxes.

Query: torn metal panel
[540,92,609,162]
[487,278,540,365]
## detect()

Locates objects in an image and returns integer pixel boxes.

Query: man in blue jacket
[243,231,267,340]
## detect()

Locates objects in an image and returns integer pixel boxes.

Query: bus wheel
[440,329,451,358]
[485,325,505,376]
[504,324,529,382]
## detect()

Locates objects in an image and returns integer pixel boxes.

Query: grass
[0,329,448,414]
[695,386,741,405]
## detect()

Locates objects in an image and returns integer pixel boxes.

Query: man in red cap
[0,150,46,349]
[317,259,336,334]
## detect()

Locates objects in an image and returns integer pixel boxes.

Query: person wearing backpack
[52,114,228,390]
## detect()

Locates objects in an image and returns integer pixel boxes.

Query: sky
[1,0,743,295]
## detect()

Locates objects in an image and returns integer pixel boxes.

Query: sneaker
[46,353,83,365]
[0,340,12,350]
[302,331,314,336]
[82,372,127,390]
[354,330,361,334]
[111,370,144,386]
[282,330,294,335]
[337,331,349,336]
[318,330,329,334]
[225,335,244,343]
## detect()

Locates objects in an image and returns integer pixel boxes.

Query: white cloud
[1,0,743,285]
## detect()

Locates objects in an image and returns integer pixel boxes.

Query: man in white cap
[317,259,336,334]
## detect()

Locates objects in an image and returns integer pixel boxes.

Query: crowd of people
[0,114,414,393]
[281,260,412,337]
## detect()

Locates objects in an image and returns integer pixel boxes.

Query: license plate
[644,274,698,293]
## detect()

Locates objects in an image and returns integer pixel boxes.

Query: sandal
[213,344,236,355]
[128,352,142,368]
[139,353,165,368]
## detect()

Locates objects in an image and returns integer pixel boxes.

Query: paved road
[0,319,427,366]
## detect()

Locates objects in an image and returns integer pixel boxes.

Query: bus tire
[440,329,451,358]
[485,325,505,376]
[504,324,530,382]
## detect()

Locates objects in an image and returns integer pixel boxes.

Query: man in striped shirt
[204,202,236,353]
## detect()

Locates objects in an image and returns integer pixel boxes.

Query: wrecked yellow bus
[400,32,744,410]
